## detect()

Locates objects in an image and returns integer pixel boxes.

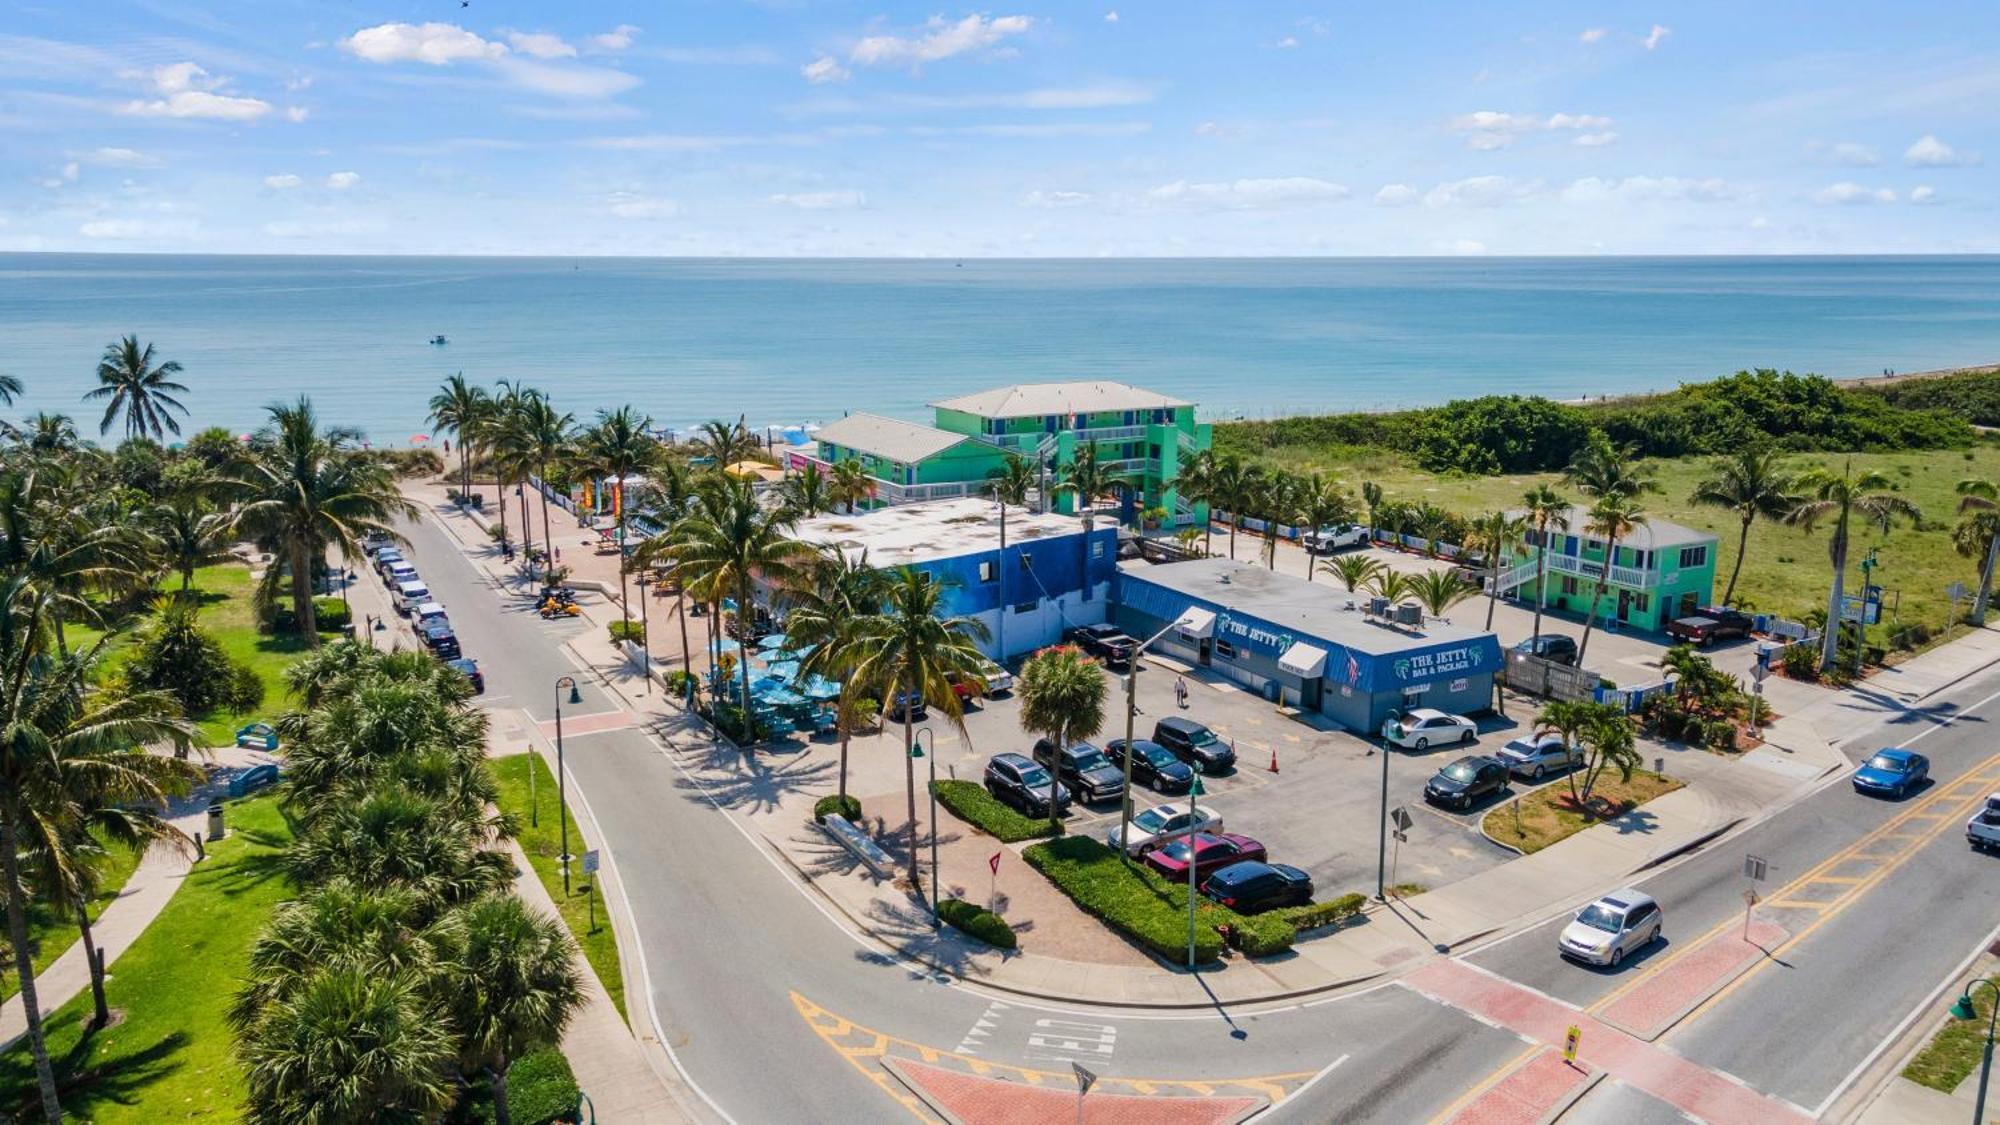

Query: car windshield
[1576,904,1624,933]
[1141,744,1179,768]
[1501,739,1541,757]
[1866,754,1906,772]
[1158,839,1193,861]
[1185,727,1217,746]
[1133,808,1171,832]
[1071,748,1109,770]
[1442,762,1478,782]
[1018,766,1051,787]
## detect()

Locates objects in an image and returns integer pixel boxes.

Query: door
[1678,592,1698,617]
[1617,588,1631,621]
[1299,677,1323,710]
[1198,638,1212,666]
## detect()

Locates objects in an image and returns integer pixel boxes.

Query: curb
[1631,816,1744,873]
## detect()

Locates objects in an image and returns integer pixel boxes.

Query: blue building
[1113,558,1502,732]
[787,498,1119,661]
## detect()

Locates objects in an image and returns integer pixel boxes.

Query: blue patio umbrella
[766,660,801,681]
[757,633,789,651]
[800,674,842,701]
[713,636,742,654]
[759,686,807,707]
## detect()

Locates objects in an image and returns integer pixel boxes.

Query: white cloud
[123,89,272,121]
[492,57,641,99]
[1812,181,1896,205]
[908,121,1148,138]
[1424,175,1540,207]
[264,173,302,189]
[1905,134,1978,167]
[606,192,677,219]
[1374,183,1417,206]
[1023,190,1093,207]
[1807,140,1879,166]
[1910,185,1937,204]
[1273,36,1299,49]
[1148,176,1348,209]
[1193,121,1246,138]
[1579,28,1607,44]
[82,147,157,167]
[341,22,505,65]
[885,84,1154,110]
[1561,176,1743,203]
[1575,132,1619,147]
[148,62,216,94]
[506,31,576,60]
[802,56,850,84]
[770,191,866,209]
[1644,24,1671,50]
[1104,10,1119,21]
[326,171,361,190]
[286,106,309,123]
[1450,110,1611,149]
[590,25,641,52]
[850,14,1032,67]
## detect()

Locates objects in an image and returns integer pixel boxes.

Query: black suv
[1152,717,1236,772]
[1032,739,1127,804]
[1424,755,1509,810]
[886,690,927,722]
[1201,861,1313,914]
[1511,634,1579,666]
[421,621,461,660]
[1067,623,1138,665]
[983,753,1072,817]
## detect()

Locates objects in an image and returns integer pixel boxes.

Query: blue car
[1853,748,1928,798]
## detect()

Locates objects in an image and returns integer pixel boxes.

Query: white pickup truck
[1970,793,2000,853]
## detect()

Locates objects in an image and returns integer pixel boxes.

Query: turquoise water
[2,254,1997,443]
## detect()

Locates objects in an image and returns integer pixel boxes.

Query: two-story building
[788,380,1212,526]
[1497,506,1720,633]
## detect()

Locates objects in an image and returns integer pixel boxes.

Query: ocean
[2,254,1997,444]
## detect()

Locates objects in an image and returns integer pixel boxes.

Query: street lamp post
[1186,763,1205,970]
[1377,710,1393,900]
[911,726,939,927]
[1949,977,1998,1125]
[553,675,582,895]
[1116,610,1209,858]
[637,563,652,695]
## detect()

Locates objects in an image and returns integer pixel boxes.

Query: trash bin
[1262,679,1282,703]
[207,802,226,842]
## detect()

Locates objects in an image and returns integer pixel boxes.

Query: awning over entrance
[1174,607,1217,639]
[1277,641,1329,678]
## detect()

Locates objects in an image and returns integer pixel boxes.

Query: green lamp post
[1949,978,1997,1125]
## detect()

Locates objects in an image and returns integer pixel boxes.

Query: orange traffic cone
[1268,746,1280,773]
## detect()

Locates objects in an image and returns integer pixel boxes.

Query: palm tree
[21,413,79,455]
[151,497,233,589]
[842,567,990,893]
[1563,433,1659,506]
[1259,471,1304,569]
[630,458,700,676]
[1293,473,1353,581]
[1533,700,1603,803]
[1169,449,1217,554]
[1368,568,1416,607]
[232,398,416,643]
[0,466,152,653]
[1017,645,1106,835]
[779,461,836,520]
[427,373,490,506]
[85,335,190,441]
[987,451,1037,511]
[445,895,585,1125]
[1465,511,1527,629]
[663,476,813,730]
[1320,553,1383,592]
[1409,569,1478,618]
[0,371,22,405]
[1209,456,1252,560]
[1058,443,1123,597]
[478,380,532,554]
[1786,462,1922,670]
[515,393,576,577]
[828,458,877,514]
[1574,702,1640,807]
[238,967,459,1124]
[571,406,652,630]
[1689,448,1799,607]
[286,783,512,909]
[1575,496,1649,663]
[1521,484,1570,645]
[694,417,760,466]
[786,548,890,806]
[1361,481,1384,545]
[1954,479,2000,625]
[231,884,442,1030]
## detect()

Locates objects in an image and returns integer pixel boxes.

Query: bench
[818,815,892,878]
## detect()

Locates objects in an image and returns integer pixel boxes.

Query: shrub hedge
[937,898,1018,950]
[453,1047,581,1125]
[1023,836,1226,963]
[1282,893,1368,933]
[608,619,645,644]
[931,780,1063,843]
[813,793,862,824]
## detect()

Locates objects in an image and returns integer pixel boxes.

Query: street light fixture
[1949,977,1997,1125]
[554,675,582,895]
[910,726,939,927]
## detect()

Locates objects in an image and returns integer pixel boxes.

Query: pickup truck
[1067,623,1138,666]
[1665,607,1755,646]
[1970,793,2000,853]
[1303,524,1369,554]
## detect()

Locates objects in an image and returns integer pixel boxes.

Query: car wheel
[1461,728,1475,744]
[1415,737,1429,751]
[1648,925,1661,946]
[1531,764,1545,781]
[1610,946,1624,967]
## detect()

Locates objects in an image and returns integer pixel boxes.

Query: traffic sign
[1071,1062,1097,1094]
[1742,854,1768,882]
[1947,581,1970,601]
[1392,829,1408,843]
[1750,661,1769,683]
[1391,806,1414,832]
[1563,1025,1581,1063]
[582,849,600,876]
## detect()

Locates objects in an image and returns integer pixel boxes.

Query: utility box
[1369,597,1391,617]
[206,803,226,842]
[1395,602,1423,626]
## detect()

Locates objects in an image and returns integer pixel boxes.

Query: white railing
[973,432,1044,453]
[1538,551,1655,589]
[1493,559,1541,595]
[878,478,980,503]
[1078,424,1150,444]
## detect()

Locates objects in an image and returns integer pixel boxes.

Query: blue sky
[2,2,1996,256]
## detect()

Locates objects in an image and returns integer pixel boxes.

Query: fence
[1500,651,1602,704]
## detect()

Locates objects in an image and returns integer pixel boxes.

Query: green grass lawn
[0,842,145,1004]
[491,753,626,1021]
[1902,973,1998,1093]
[0,794,293,1123]
[1235,441,2000,635]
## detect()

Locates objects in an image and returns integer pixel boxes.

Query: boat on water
[429,335,449,346]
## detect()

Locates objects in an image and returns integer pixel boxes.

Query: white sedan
[1105,802,1224,857]
[1381,708,1478,751]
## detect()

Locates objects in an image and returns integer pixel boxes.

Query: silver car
[1558,889,1663,967]
[1496,733,1583,781]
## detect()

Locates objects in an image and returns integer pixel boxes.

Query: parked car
[1145,832,1267,882]
[1382,708,1478,750]
[392,580,432,616]
[1510,634,1579,666]
[951,658,1014,702]
[1032,739,1127,805]
[446,657,485,694]
[1107,737,1195,794]
[1494,733,1582,781]
[1665,607,1755,647]
[384,561,419,587]
[1424,755,1509,810]
[887,689,927,722]
[1105,801,1224,856]
[414,602,450,629]
[1558,889,1664,967]
[1067,623,1138,665]
[373,548,405,576]
[1303,524,1368,553]
[984,752,1071,817]
[1152,717,1236,772]
[1968,793,2000,853]
[421,621,461,659]
[1852,748,1929,799]
[362,531,395,555]
[1200,861,1313,914]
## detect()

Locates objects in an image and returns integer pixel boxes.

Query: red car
[1144,832,1267,882]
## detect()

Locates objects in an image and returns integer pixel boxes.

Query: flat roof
[930,380,1191,419]
[790,496,1088,568]
[1508,505,1715,551]
[1117,557,1494,656]
[812,412,970,464]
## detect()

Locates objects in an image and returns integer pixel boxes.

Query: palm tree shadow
[850,896,1008,980]
[669,754,836,815]
[0,1009,189,1119]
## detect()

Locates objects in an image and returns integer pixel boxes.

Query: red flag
[989,851,1002,876]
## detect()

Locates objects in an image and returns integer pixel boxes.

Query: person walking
[1175,676,1188,709]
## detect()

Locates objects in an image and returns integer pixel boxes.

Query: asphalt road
[392,499,2000,1123]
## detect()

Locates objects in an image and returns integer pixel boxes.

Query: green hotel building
[1497,506,1721,632]
[789,380,1213,526]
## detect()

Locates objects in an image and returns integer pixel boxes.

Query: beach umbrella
[410,433,430,443]
[800,675,841,701]
[236,433,254,442]
[767,660,800,682]
[757,633,789,651]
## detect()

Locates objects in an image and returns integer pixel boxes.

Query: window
[977,560,996,583]
[1149,443,1161,459]
[1633,592,1650,613]
[1012,598,1040,615]
[1678,545,1708,569]
[1561,575,1580,596]
[1091,541,1106,558]
[1214,639,1236,660]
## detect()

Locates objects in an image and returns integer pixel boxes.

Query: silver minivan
[1558,889,1663,967]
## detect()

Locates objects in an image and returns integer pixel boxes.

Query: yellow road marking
[1425,1044,1542,1125]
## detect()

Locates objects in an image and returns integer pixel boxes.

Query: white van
[385,562,419,586]
[393,580,431,616]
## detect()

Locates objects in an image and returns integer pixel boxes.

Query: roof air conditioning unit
[1369,597,1391,617]
[1395,602,1423,626]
